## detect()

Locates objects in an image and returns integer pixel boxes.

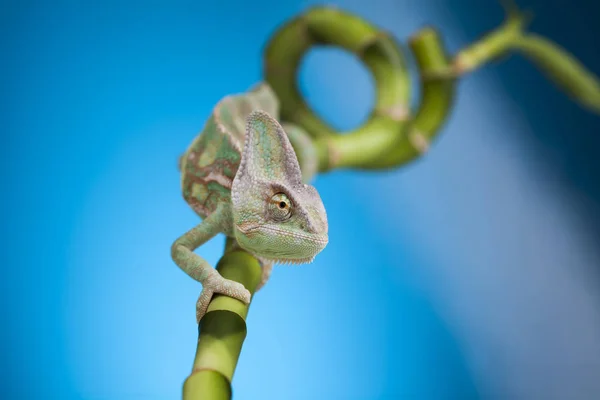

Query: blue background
[2,0,600,398]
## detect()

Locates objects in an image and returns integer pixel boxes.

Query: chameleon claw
[196,272,251,323]
[196,289,213,323]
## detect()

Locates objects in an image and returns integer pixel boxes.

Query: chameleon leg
[255,259,273,292]
[171,207,251,323]
[281,122,319,183]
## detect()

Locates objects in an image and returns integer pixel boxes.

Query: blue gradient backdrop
[3,0,600,399]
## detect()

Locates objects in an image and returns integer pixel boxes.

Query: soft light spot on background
[299,48,374,131]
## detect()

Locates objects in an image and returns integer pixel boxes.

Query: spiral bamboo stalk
[183,3,600,399]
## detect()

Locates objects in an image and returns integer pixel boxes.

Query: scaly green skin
[171,83,329,322]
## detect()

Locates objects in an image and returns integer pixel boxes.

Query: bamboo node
[408,130,430,154]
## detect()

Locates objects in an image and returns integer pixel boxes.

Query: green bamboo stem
[182,249,262,400]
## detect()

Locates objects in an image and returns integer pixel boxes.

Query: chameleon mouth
[236,224,329,246]
[235,224,328,264]
[260,256,316,265]
[244,225,328,246]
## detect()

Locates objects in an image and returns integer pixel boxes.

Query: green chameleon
[171,83,329,322]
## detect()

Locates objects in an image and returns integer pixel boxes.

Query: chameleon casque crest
[171,83,329,322]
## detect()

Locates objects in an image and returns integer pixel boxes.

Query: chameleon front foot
[196,270,251,323]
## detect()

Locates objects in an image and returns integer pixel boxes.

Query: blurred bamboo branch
[449,1,531,76]
[512,34,600,113]
[264,3,599,173]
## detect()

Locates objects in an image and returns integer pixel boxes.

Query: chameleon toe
[196,289,214,323]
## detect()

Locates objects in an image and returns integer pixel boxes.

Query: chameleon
[171,83,329,322]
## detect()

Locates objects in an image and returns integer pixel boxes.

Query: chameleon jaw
[234,224,328,266]
[258,255,316,265]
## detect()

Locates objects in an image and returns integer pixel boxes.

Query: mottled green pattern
[180,84,284,221]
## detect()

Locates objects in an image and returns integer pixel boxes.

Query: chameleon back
[180,83,280,222]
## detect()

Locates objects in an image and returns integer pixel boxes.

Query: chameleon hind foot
[196,270,251,323]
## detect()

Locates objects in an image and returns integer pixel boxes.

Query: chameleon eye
[269,192,292,221]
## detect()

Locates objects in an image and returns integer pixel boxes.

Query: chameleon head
[231,110,328,264]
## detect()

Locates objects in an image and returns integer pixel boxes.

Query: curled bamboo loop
[264,6,410,170]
